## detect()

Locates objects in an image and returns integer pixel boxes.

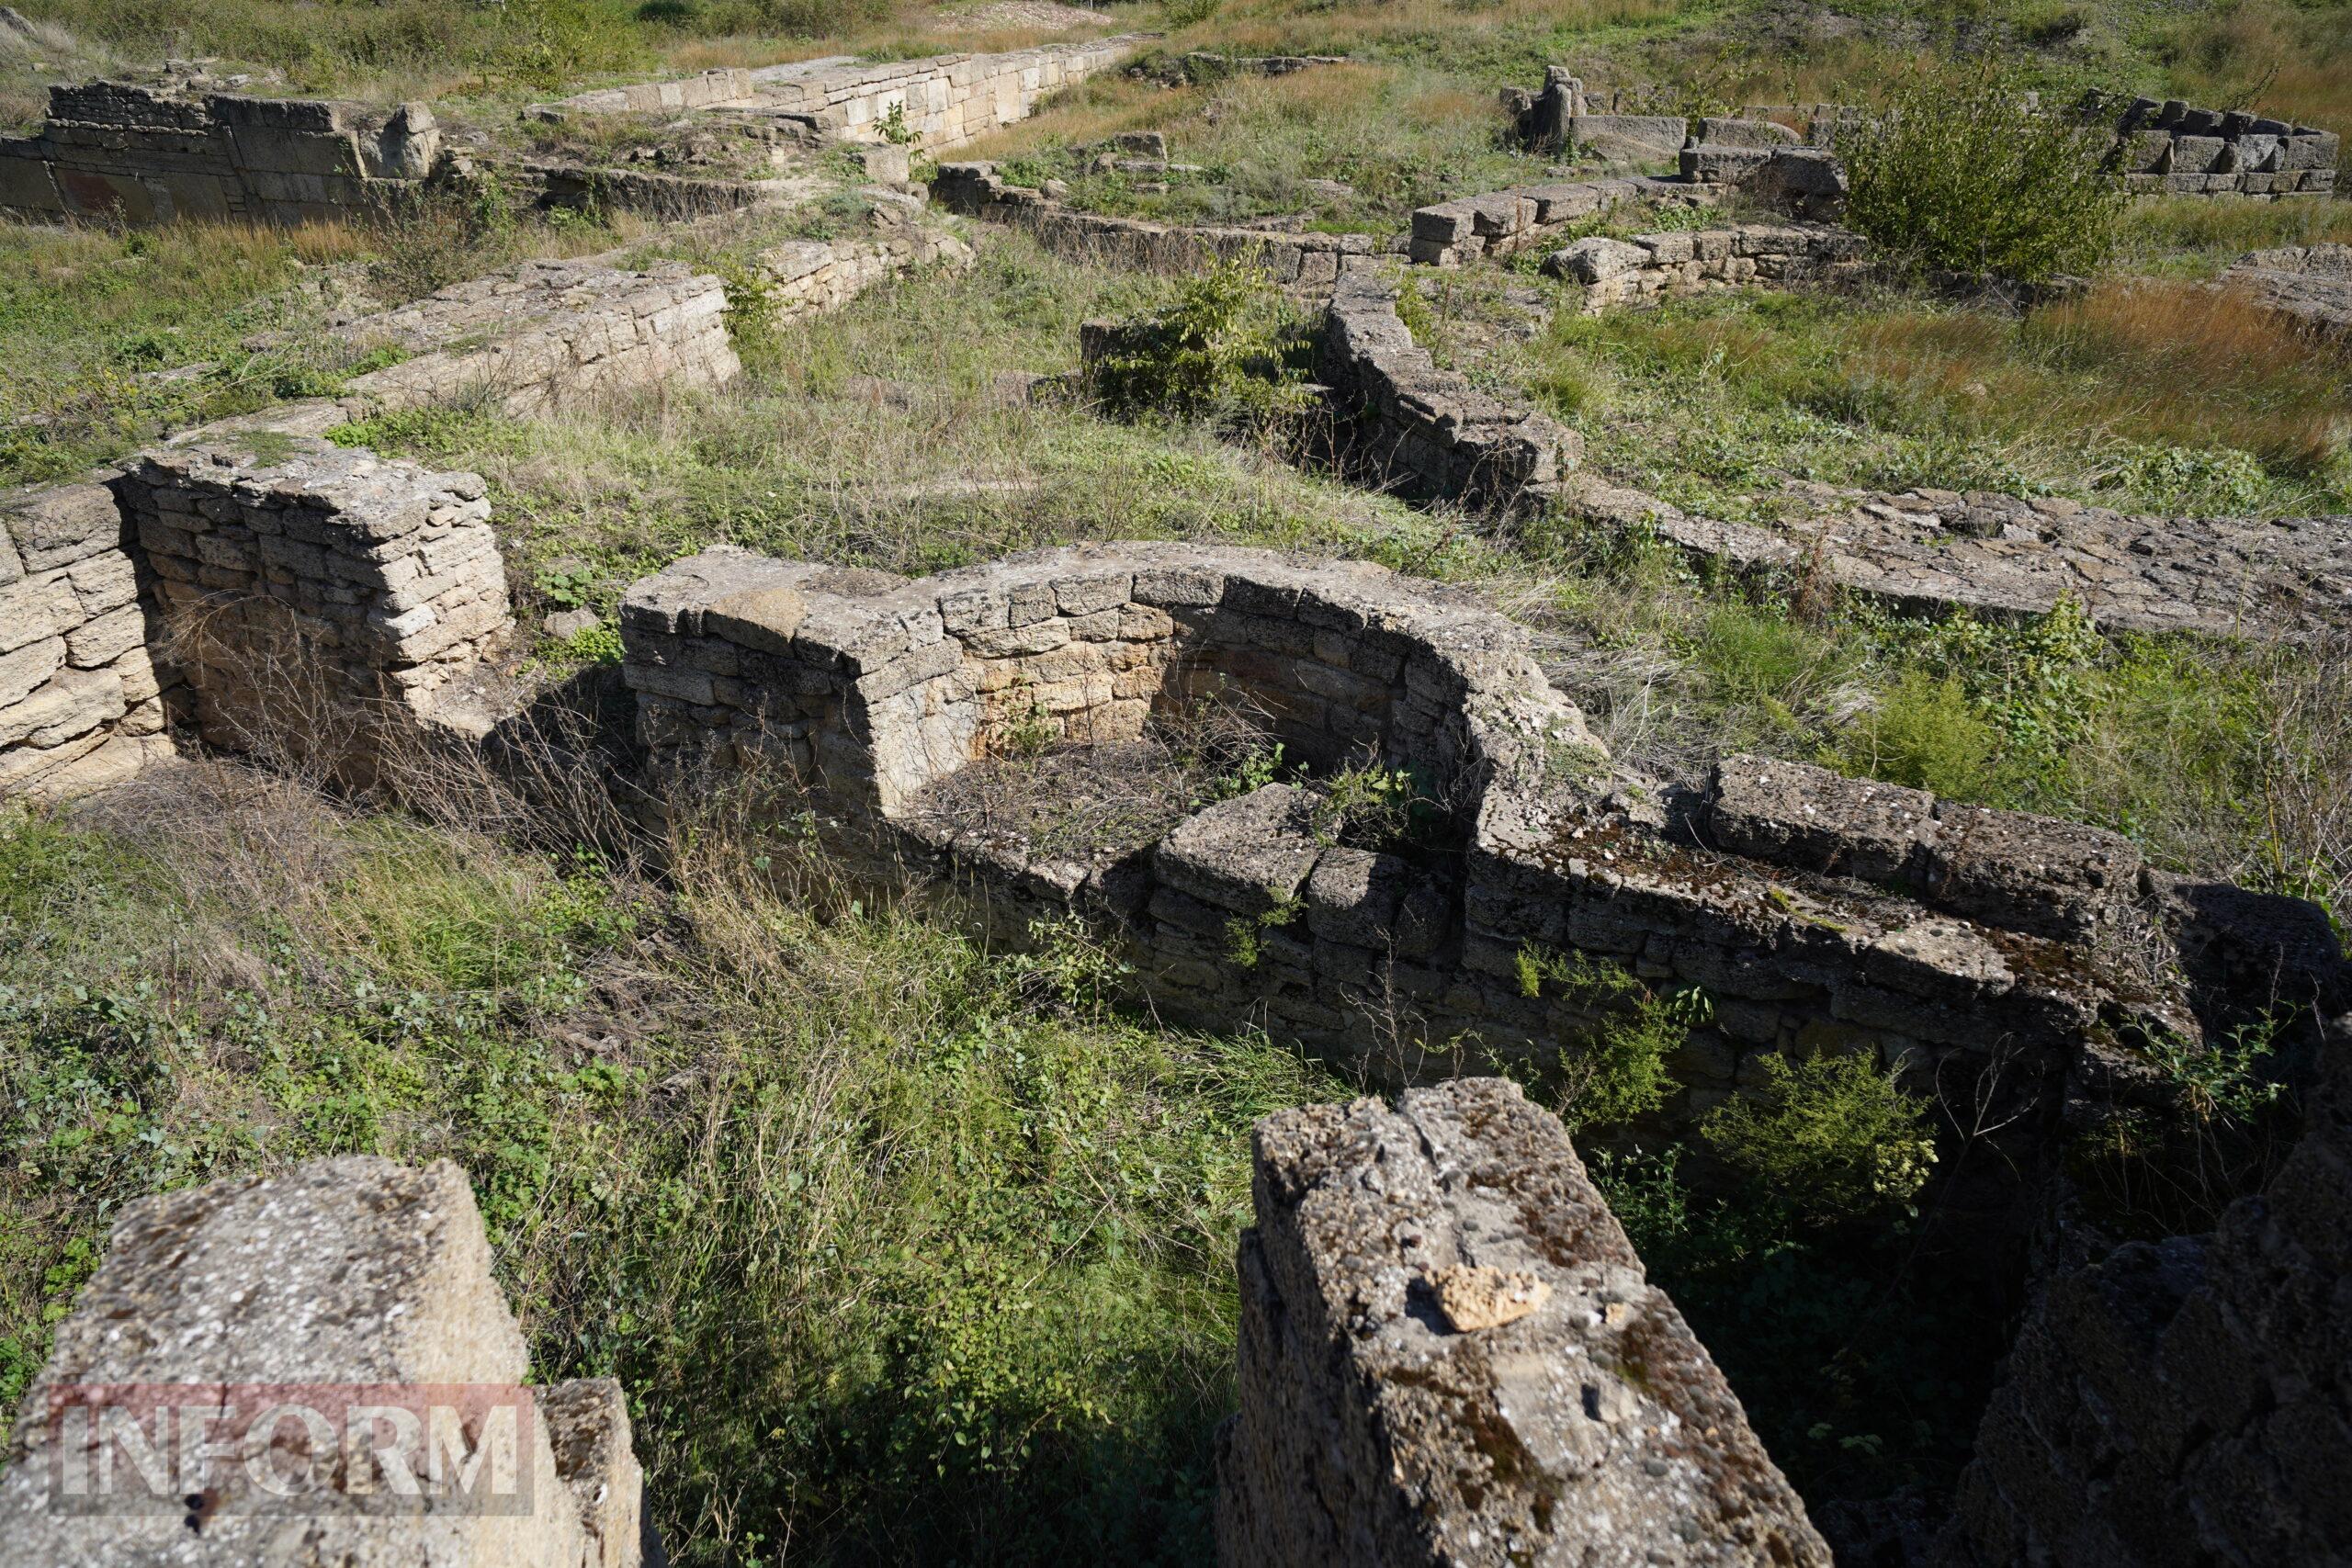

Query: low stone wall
[1564,475,2352,640]
[932,161,1377,289]
[0,1156,646,1566]
[755,223,978,320]
[540,38,1141,152]
[1545,220,1867,310]
[334,258,741,418]
[0,482,175,800]
[1216,1077,1831,1565]
[1317,274,1580,512]
[616,544,2335,1157]
[117,434,514,774]
[2225,243,2352,338]
[1407,173,1716,266]
[0,79,437,225]
[2115,96,2339,198]
[1935,1007,2352,1566]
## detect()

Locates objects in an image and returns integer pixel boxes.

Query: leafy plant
[1838,60,2129,285]
[1702,1053,1938,1224]
[2142,1016,2287,1125]
[1087,257,1316,429]
[1513,946,1689,1130]
[1308,764,1423,849]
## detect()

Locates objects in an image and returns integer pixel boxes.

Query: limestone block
[1923,801,2143,944]
[1709,753,1936,885]
[1156,784,1323,914]
[1697,115,1801,148]
[6,481,125,572]
[0,633,65,708]
[1,661,124,749]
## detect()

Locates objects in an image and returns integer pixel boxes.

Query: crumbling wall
[117,434,514,774]
[540,39,1141,152]
[1216,1077,1831,1565]
[0,481,175,799]
[1935,1009,2352,1566]
[334,259,742,417]
[615,543,2327,1157]
[0,80,438,225]
[1317,275,1580,511]
[1407,173,1715,265]
[933,161,1377,288]
[0,1156,645,1566]
[1545,220,1868,310]
[2114,96,2339,198]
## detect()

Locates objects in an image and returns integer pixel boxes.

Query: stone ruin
[531,36,1141,152]
[1,39,2349,1564]
[2112,96,2340,200]
[0,79,439,226]
[1217,1077,1831,1565]
[0,1156,648,1566]
[2224,242,2352,340]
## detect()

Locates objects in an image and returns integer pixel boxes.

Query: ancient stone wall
[0,1156,646,1566]
[0,481,176,800]
[541,38,1141,152]
[616,544,2334,1157]
[116,434,514,774]
[1216,1077,1832,1565]
[933,161,1377,289]
[1407,173,1715,265]
[2114,96,2339,198]
[1544,220,1867,310]
[334,258,741,418]
[1317,275,1579,512]
[0,80,438,225]
[754,222,978,320]
[1935,1008,2352,1566]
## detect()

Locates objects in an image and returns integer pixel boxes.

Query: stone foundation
[2114,96,2339,199]
[0,1157,646,1566]
[0,80,438,226]
[1565,475,2352,640]
[538,38,1142,152]
[1216,1077,1831,1565]
[933,161,1378,289]
[616,543,2335,1162]
[1408,174,1716,266]
[0,482,177,800]
[2224,243,2352,339]
[118,433,514,775]
[1317,275,1580,511]
[1545,220,1868,310]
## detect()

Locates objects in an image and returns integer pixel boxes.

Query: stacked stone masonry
[0,481,176,800]
[1216,1077,1832,1566]
[0,80,439,225]
[0,1156,646,1566]
[1408,174,1716,265]
[334,259,742,418]
[539,38,1141,152]
[1936,1008,2352,1566]
[616,544,2335,1154]
[1317,275,1580,512]
[117,434,514,772]
[2113,96,2339,198]
[1544,221,1868,310]
[933,161,1377,288]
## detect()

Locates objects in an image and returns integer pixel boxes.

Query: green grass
[0,789,1343,1563]
[1516,285,2352,520]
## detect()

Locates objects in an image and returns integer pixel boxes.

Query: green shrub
[1087,257,1315,428]
[1514,947,1689,1131]
[1701,1053,1938,1224]
[1830,669,2001,797]
[1839,60,2128,285]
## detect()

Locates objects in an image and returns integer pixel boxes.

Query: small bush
[1702,1053,1938,1224]
[1839,60,2128,285]
[1831,669,2001,797]
[1087,257,1315,429]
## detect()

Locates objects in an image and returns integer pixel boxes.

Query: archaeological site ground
[0,0,2346,1560]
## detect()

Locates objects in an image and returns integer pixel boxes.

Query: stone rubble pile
[1544,220,1868,309]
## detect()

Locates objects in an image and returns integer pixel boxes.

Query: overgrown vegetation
[1085,255,1316,430]
[0,776,1342,1562]
[1839,59,2130,284]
